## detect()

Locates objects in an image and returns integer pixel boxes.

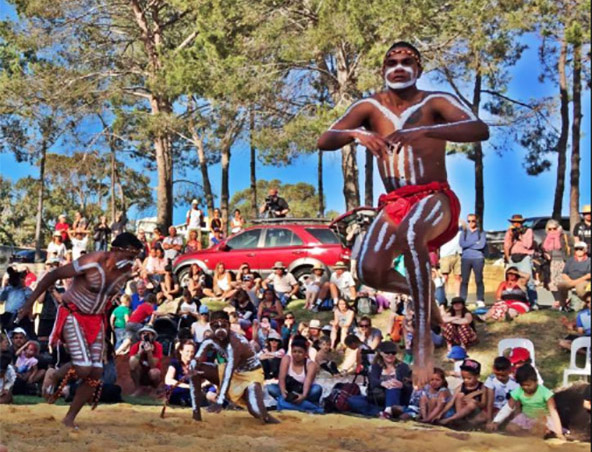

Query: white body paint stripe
[248,385,260,416]
[424,201,443,223]
[432,212,444,226]
[374,222,389,253]
[217,343,234,404]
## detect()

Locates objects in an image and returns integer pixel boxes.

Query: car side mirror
[219,243,230,252]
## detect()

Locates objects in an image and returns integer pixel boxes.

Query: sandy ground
[0,404,588,452]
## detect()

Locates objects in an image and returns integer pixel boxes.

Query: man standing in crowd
[186,199,204,243]
[93,215,111,252]
[558,241,591,311]
[163,226,184,264]
[504,214,537,307]
[259,188,290,219]
[439,226,462,298]
[55,214,70,246]
[574,204,591,249]
[459,214,487,304]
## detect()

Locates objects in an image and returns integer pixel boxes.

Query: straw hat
[272,261,286,270]
[308,319,322,329]
[508,214,525,223]
[333,261,348,270]
[581,204,591,214]
[312,263,324,271]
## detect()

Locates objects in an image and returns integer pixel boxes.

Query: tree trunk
[341,144,360,211]
[154,134,173,228]
[34,141,47,262]
[553,36,570,221]
[318,149,325,217]
[364,149,373,206]
[221,145,231,234]
[249,109,258,220]
[472,67,484,221]
[569,42,582,232]
[110,136,117,223]
[192,129,215,216]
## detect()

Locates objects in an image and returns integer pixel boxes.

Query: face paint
[385,65,417,90]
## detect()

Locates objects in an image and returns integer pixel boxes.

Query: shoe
[476,300,485,308]
[531,304,540,311]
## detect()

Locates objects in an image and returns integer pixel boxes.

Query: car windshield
[305,228,340,245]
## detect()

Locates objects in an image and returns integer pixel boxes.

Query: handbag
[324,374,361,412]
[511,253,528,263]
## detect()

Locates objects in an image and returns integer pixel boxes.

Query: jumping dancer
[318,41,489,386]
[17,233,143,428]
[190,311,279,424]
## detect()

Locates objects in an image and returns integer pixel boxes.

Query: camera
[511,227,523,241]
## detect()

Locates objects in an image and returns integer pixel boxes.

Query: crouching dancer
[17,233,143,428]
[190,311,279,424]
[318,41,489,386]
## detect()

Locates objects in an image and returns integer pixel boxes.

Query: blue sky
[1,3,590,231]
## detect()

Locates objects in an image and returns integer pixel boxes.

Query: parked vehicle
[172,220,351,287]
[9,249,47,264]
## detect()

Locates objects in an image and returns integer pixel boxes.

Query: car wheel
[177,266,191,288]
[292,266,313,299]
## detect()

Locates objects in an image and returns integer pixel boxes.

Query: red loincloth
[50,303,104,346]
[377,181,461,252]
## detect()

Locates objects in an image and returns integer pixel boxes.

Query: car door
[210,228,264,272]
[257,228,305,274]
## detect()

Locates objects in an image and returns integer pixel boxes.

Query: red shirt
[25,271,37,288]
[55,222,70,242]
[129,340,163,368]
[128,302,154,323]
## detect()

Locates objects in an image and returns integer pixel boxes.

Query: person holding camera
[503,214,537,307]
[259,188,290,219]
[129,326,163,396]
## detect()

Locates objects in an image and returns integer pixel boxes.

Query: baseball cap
[447,345,468,360]
[460,358,481,375]
[509,347,531,364]
[574,241,588,250]
[10,327,27,337]
[309,319,321,329]
[199,305,209,315]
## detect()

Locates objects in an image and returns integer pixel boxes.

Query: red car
[172,222,351,285]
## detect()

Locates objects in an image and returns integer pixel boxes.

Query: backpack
[356,296,377,315]
[317,298,334,311]
[390,315,405,342]
[323,375,361,413]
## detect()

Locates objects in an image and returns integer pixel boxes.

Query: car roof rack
[250,217,333,225]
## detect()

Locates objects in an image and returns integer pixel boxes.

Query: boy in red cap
[509,347,544,385]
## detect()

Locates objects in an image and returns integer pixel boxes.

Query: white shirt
[265,272,297,293]
[191,322,212,343]
[484,374,520,410]
[330,271,355,295]
[187,208,203,229]
[440,230,462,257]
[47,242,66,262]
[163,235,184,261]
[71,237,88,260]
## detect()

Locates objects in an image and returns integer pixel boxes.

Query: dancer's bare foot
[62,417,79,429]
[264,415,281,424]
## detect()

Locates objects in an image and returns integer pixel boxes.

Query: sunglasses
[468,220,477,223]
[575,247,586,251]
[211,321,229,329]
[359,324,370,328]
[285,316,295,320]
[381,351,397,356]
[548,227,557,231]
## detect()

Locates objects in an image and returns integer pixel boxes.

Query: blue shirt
[459,229,487,260]
[0,286,32,314]
[576,308,591,336]
[131,293,145,312]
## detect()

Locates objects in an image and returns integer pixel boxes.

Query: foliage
[230,179,327,220]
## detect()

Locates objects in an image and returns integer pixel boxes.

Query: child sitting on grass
[14,340,45,388]
[339,334,371,375]
[439,359,488,426]
[487,364,565,440]
[315,336,339,376]
[485,356,520,424]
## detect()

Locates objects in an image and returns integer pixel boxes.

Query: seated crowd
[0,209,590,442]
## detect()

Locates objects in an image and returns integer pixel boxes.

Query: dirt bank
[0,404,588,452]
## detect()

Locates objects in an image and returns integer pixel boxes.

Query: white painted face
[385,65,417,90]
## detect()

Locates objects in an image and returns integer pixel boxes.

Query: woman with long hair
[480,267,530,322]
[212,263,235,300]
[441,297,478,350]
[542,219,569,307]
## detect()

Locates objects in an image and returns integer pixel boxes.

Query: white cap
[10,327,27,337]
[191,199,199,205]
[574,241,588,250]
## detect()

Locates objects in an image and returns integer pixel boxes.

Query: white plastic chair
[498,338,536,366]
[563,336,591,387]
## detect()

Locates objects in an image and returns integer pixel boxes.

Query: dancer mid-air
[17,233,144,428]
[318,41,489,386]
